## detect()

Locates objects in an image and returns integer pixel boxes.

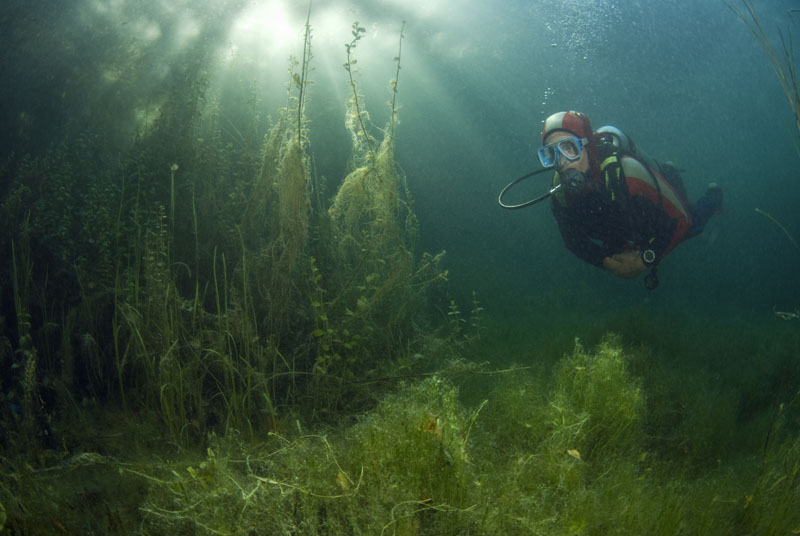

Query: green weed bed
[3,333,799,535]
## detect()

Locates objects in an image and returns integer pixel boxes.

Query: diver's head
[540,130,590,175]
[540,111,601,205]
[540,111,599,176]
[542,111,592,145]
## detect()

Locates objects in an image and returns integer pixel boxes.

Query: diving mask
[537,136,588,168]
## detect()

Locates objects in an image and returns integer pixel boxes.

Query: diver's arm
[603,251,647,278]
[602,196,670,279]
[552,205,607,267]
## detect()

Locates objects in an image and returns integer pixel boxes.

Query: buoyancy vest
[552,151,693,257]
[601,152,693,256]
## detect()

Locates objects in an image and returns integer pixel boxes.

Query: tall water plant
[323,22,429,379]
[730,0,800,146]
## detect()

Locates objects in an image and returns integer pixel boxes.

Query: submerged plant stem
[755,207,798,249]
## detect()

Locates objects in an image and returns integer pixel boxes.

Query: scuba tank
[596,125,636,154]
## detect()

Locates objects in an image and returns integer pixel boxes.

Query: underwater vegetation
[729,0,800,149]
[0,4,798,535]
[4,332,800,535]
[731,0,800,325]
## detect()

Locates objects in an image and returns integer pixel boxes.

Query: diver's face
[544,131,590,173]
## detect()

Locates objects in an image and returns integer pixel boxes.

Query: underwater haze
[1,0,800,534]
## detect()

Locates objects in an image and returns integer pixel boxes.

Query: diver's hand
[603,251,647,279]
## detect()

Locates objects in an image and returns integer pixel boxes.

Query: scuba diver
[536,111,723,289]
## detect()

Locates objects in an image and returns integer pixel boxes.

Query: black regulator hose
[497,167,561,209]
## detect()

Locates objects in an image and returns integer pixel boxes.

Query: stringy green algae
[136,334,800,535]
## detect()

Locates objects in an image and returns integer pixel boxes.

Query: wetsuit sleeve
[551,203,607,267]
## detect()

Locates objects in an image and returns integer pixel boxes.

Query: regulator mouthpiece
[564,169,586,193]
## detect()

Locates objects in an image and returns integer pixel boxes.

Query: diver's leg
[686,183,723,238]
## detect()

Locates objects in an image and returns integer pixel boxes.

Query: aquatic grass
[2,324,799,535]
[139,377,478,535]
[204,234,283,439]
[10,224,42,444]
[296,1,313,144]
[755,207,799,250]
[135,336,784,535]
[733,394,800,535]
[107,194,220,442]
[731,0,800,148]
[550,335,645,461]
[111,269,129,410]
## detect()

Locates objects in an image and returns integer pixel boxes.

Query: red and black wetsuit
[550,153,693,268]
